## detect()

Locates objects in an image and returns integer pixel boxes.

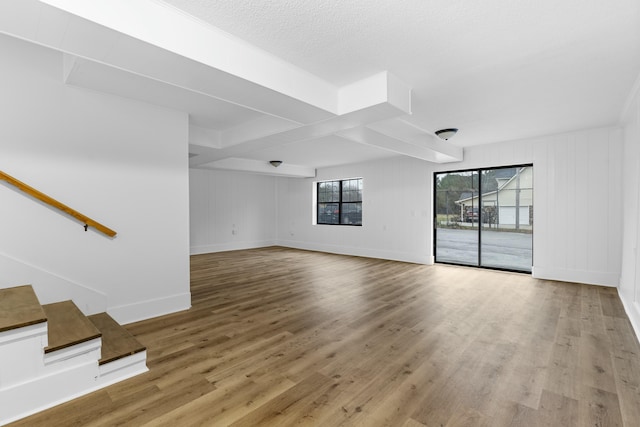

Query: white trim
[532,266,618,287]
[618,296,640,345]
[43,337,101,366]
[0,322,47,347]
[108,292,191,325]
[193,241,430,264]
[0,351,148,426]
[190,240,277,255]
[277,240,429,265]
[0,360,99,426]
[96,350,148,387]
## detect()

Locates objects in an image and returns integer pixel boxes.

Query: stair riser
[0,321,47,346]
[0,325,104,389]
[0,323,47,389]
[0,359,99,426]
[44,338,101,367]
[0,352,149,426]
[97,350,148,388]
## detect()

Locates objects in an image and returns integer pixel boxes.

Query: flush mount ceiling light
[435,128,458,141]
[269,160,283,167]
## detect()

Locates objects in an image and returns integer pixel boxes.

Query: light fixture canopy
[269,160,283,167]
[435,128,458,141]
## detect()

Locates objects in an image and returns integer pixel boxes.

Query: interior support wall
[0,34,191,324]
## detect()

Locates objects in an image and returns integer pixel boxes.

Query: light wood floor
[12,247,640,426]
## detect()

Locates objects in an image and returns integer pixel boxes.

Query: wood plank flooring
[10,247,640,426]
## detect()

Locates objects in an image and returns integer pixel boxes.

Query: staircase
[0,285,147,425]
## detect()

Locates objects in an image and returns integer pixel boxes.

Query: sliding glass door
[434,165,533,273]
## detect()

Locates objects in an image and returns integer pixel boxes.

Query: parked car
[464,207,479,222]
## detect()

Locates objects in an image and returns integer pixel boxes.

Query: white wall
[0,34,191,324]
[272,127,623,286]
[620,79,640,336]
[190,168,277,254]
[432,127,623,286]
[276,156,431,263]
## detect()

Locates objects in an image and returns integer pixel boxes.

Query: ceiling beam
[196,158,316,178]
[189,75,412,167]
[337,127,463,163]
[38,0,339,114]
[0,0,465,170]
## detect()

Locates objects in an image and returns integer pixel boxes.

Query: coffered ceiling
[1,0,639,177]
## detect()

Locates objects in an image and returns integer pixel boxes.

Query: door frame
[433,163,533,273]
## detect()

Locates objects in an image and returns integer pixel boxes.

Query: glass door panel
[480,167,533,272]
[434,170,479,266]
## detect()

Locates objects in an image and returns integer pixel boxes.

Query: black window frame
[317,178,362,226]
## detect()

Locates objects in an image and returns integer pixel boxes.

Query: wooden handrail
[0,170,117,237]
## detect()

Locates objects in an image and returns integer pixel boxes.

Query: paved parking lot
[435,227,532,271]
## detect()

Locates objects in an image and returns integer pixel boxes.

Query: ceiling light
[269,160,282,167]
[435,128,458,141]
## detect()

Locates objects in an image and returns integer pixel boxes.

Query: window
[317,178,362,225]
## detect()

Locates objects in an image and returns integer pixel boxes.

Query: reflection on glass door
[434,170,479,266]
[434,165,533,273]
[479,167,533,271]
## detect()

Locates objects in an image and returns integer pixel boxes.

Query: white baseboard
[619,295,640,344]
[108,292,191,325]
[276,239,429,264]
[532,266,618,287]
[190,240,277,255]
[191,240,429,264]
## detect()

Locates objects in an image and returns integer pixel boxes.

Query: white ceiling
[159,0,640,138]
[2,0,639,176]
